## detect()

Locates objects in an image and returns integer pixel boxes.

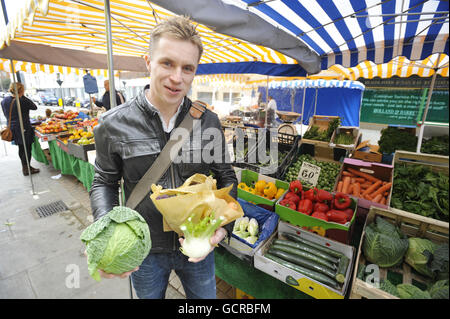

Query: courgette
[264,252,340,289]
[268,248,337,280]
[335,256,350,284]
[274,239,339,264]
[283,233,344,259]
[271,243,337,271]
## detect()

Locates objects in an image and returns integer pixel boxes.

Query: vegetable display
[303,118,341,142]
[336,168,391,205]
[420,135,449,156]
[378,127,417,154]
[391,163,449,222]
[179,212,225,259]
[284,154,341,192]
[238,179,287,201]
[80,206,151,281]
[232,216,260,245]
[264,233,350,289]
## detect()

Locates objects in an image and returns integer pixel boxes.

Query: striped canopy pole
[416,70,438,153]
[104,0,117,109]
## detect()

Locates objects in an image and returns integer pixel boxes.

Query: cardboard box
[302,115,340,147]
[219,199,279,266]
[330,127,360,151]
[235,168,289,211]
[254,221,355,299]
[275,190,357,244]
[352,140,382,163]
[335,158,393,211]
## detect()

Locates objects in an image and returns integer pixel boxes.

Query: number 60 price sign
[297,162,321,187]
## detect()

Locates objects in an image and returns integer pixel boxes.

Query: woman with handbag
[1,82,40,176]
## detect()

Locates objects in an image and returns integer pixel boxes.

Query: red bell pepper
[341,208,354,221]
[303,188,317,201]
[334,192,351,210]
[280,199,297,210]
[326,209,348,224]
[289,180,303,194]
[313,202,330,213]
[297,199,313,215]
[311,211,328,221]
[284,192,301,205]
[316,189,333,203]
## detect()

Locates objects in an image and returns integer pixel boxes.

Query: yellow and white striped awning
[0,0,297,66]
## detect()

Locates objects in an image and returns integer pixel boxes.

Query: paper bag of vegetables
[80,206,151,281]
[150,174,244,258]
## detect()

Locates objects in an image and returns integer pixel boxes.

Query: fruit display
[35,119,67,134]
[53,110,80,120]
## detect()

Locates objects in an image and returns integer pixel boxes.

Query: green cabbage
[362,216,409,268]
[428,279,449,299]
[80,206,151,281]
[397,284,431,299]
[404,238,437,278]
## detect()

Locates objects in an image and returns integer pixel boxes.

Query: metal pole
[416,70,437,153]
[265,75,269,128]
[104,0,117,109]
[300,77,307,136]
[10,60,36,195]
[313,87,318,116]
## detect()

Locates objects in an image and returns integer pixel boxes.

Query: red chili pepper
[297,199,313,215]
[334,192,351,210]
[313,202,330,213]
[311,211,328,221]
[316,189,333,203]
[289,180,303,194]
[280,199,297,210]
[285,192,301,205]
[326,209,348,224]
[303,188,317,201]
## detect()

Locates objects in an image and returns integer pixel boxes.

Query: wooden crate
[350,206,449,299]
[302,115,340,147]
[330,127,360,151]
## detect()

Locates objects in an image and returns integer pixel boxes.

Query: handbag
[1,98,15,142]
[125,101,206,210]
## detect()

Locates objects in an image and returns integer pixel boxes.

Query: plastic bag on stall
[232,198,279,249]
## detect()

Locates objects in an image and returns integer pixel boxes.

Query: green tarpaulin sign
[360,89,449,126]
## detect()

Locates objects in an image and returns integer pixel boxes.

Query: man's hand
[179,227,227,263]
[84,250,139,279]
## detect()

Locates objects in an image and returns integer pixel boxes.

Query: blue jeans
[131,249,216,299]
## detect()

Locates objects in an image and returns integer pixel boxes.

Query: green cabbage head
[80,206,151,281]
[363,216,409,268]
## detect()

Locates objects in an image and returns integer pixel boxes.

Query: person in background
[1,82,40,176]
[92,79,126,111]
[89,16,237,299]
[266,95,278,128]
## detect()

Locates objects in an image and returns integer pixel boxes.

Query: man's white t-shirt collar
[145,94,184,133]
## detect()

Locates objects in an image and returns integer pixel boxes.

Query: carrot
[354,177,366,183]
[369,182,392,199]
[337,181,343,192]
[384,191,389,196]
[380,196,387,205]
[362,180,382,196]
[364,194,373,201]
[347,168,381,183]
[351,177,356,184]
[360,182,373,189]
[372,194,383,203]
[353,183,361,197]
[342,176,351,194]
[342,171,354,177]
[348,184,354,194]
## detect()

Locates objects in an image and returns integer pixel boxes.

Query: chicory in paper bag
[150,174,244,236]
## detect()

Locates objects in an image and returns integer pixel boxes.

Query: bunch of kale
[391,163,449,222]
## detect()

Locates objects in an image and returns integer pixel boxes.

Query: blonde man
[89,16,237,299]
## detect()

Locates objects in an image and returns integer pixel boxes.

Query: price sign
[297,162,321,187]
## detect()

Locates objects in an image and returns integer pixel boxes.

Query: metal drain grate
[35,200,69,218]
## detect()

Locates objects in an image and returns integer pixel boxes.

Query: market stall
[2,0,449,300]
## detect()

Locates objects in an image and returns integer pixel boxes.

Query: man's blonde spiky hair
[149,15,203,62]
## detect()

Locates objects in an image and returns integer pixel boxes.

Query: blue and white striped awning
[269,79,365,90]
[232,0,449,71]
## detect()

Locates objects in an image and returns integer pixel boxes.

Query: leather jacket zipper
[160,121,178,252]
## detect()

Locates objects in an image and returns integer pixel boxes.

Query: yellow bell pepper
[238,182,248,191]
[275,187,285,200]
[263,182,277,200]
[254,180,267,193]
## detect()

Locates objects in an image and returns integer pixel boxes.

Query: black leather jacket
[89,88,238,253]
